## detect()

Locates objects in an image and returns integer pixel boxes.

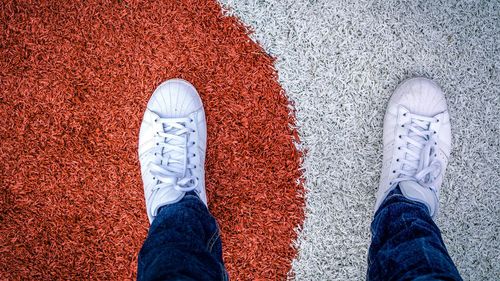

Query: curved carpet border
[0,0,304,279]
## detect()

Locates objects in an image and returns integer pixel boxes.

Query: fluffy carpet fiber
[0,0,304,279]
[221,0,500,280]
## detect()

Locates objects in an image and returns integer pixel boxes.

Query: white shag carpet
[220,0,500,280]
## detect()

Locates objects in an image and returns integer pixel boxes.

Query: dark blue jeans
[368,187,462,280]
[137,192,228,281]
[138,187,462,281]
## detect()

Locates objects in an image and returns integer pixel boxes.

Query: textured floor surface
[221,0,500,280]
[0,1,303,279]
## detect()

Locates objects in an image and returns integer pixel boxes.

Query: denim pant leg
[137,192,227,281]
[367,186,462,281]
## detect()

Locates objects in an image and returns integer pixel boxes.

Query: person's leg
[371,78,461,280]
[368,186,461,280]
[137,192,226,281]
[137,79,226,280]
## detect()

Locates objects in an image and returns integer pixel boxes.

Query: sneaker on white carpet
[375,77,452,218]
[138,79,207,223]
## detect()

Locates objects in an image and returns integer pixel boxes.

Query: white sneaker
[138,79,207,223]
[375,78,451,218]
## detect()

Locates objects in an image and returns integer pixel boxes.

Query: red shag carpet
[0,0,304,280]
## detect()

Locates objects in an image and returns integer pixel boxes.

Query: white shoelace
[148,116,198,195]
[389,113,442,191]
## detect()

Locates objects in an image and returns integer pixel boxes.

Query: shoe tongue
[160,123,190,177]
[403,121,432,173]
[399,180,438,218]
[150,187,185,223]
[399,180,423,190]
